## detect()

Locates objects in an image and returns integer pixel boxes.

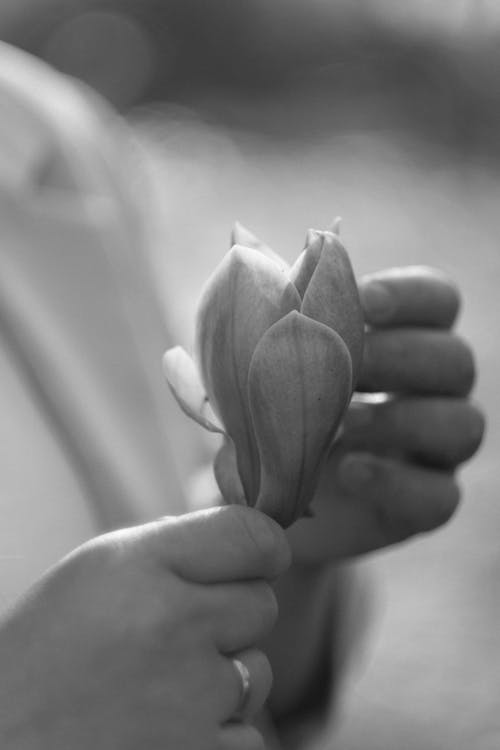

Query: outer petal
[231,221,290,273]
[213,439,247,505]
[248,310,352,527]
[162,346,224,433]
[328,216,342,235]
[196,245,301,503]
[300,232,364,385]
[289,233,323,297]
[303,218,341,247]
[304,228,319,247]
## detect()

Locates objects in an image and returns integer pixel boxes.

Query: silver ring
[232,658,251,717]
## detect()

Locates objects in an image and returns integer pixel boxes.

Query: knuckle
[453,336,476,395]
[463,403,486,456]
[411,474,461,534]
[434,477,461,527]
[442,401,486,464]
[376,501,416,545]
[373,461,451,543]
[445,280,461,324]
[372,467,413,542]
[372,455,397,493]
[339,452,388,497]
[431,269,461,325]
[405,399,484,466]
[358,277,395,325]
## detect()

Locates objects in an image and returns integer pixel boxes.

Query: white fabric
[0,43,197,611]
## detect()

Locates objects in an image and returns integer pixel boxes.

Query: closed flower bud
[164,223,364,527]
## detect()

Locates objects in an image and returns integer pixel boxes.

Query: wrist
[266,563,342,719]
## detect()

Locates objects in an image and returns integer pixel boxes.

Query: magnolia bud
[164,224,364,527]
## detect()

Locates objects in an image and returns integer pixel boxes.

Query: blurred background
[1,1,499,748]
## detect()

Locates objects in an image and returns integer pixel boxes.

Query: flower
[163,222,364,527]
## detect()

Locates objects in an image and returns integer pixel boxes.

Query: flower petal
[196,245,301,503]
[231,221,290,273]
[328,216,342,235]
[162,346,224,433]
[289,233,323,298]
[300,231,364,385]
[304,228,318,247]
[248,310,352,527]
[213,439,247,505]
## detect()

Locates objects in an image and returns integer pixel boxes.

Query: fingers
[228,649,273,720]
[359,266,460,329]
[343,398,485,467]
[204,580,278,653]
[152,506,291,583]
[219,647,273,724]
[337,452,460,547]
[189,577,278,662]
[357,329,475,396]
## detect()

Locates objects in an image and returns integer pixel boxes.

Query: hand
[0,506,290,750]
[288,267,485,561]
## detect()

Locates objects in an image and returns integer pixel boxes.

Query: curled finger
[359,266,460,329]
[342,398,485,467]
[221,648,273,723]
[337,452,461,547]
[154,505,291,583]
[358,329,475,396]
[206,581,279,653]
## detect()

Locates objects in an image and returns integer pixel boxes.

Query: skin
[0,506,290,750]
[0,267,484,748]
[266,267,485,724]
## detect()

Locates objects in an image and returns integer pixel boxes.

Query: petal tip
[162,346,224,434]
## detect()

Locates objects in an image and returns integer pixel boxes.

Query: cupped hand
[288,267,485,561]
[0,505,290,750]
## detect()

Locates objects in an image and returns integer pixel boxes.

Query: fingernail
[361,280,394,323]
[338,453,374,492]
